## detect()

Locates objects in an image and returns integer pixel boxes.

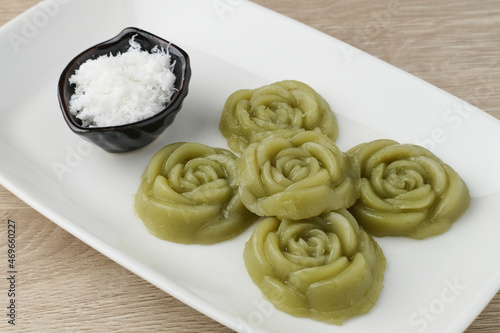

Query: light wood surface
[1,0,499,332]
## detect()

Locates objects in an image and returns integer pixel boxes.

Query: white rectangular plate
[1,1,500,332]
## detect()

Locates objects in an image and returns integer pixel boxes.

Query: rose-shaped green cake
[244,209,386,325]
[219,80,338,154]
[237,130,359,220]
[134,142,258,244]
[347,139,470,239]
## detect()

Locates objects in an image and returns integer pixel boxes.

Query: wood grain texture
[0,0,498,332]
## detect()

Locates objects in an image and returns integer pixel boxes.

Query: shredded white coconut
[68,35,177,127]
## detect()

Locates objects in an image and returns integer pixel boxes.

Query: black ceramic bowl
[58,27,191,153]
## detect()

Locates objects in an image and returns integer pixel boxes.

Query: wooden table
[1,0,498,332]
